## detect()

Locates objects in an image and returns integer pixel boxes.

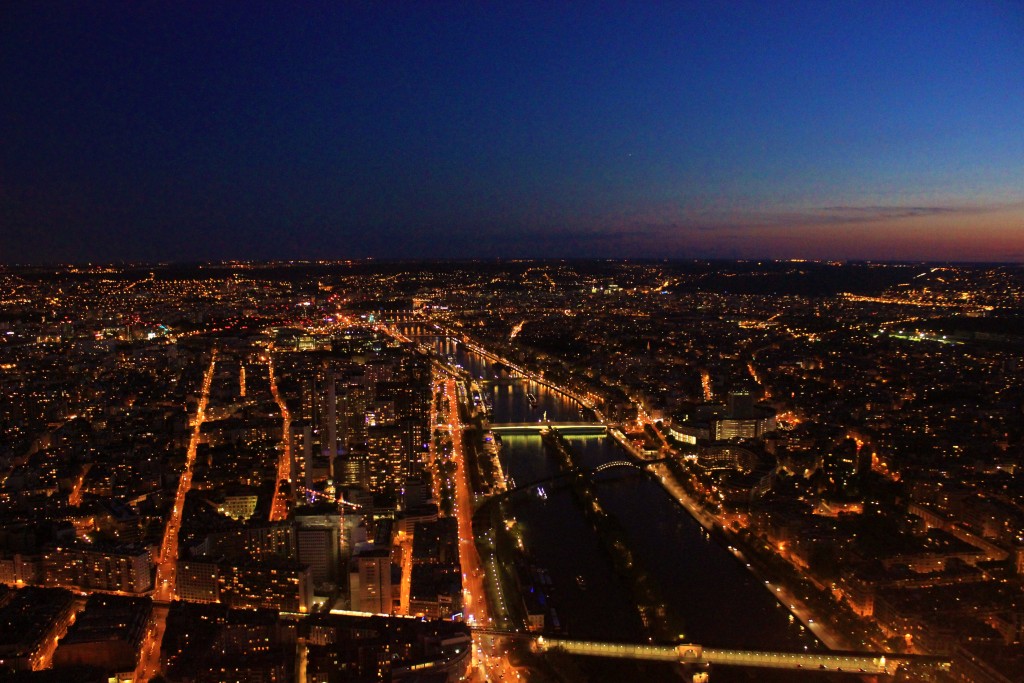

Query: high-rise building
[295,511,343,587]
[366,425,411,494]
[327,372,338,479]
[349,548,392,614]
[727,390,755,418]
[303,423,314,493]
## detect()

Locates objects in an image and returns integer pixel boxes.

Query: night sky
[2,2,1023,263]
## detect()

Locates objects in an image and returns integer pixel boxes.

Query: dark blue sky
[3,1,1023,263]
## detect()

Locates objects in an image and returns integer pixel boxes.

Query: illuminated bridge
[593,459,645,473]
[532,637,950,676]
[471,631,949,678]
[490,421,607,435]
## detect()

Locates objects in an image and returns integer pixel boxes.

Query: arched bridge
[465,631,950,677]
[593,459,645,473]
[473,456,670,517]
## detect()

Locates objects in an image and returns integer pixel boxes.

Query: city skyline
[3,2,1023,263]
[0,260,1021,680]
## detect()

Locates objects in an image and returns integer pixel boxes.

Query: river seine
[406,328,833,682]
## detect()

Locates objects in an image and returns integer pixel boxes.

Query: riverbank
[408,327,825,679]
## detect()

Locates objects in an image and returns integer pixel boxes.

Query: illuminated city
[2,3,1023,683]
[0,260,1021,682]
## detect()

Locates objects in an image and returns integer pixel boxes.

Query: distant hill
[667,261,927,297]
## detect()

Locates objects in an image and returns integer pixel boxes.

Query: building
[395,504,439,536]
[350,548,392,614]
[53,594,153,675]
[160,602,297,683]
[695,443,761,471]
[295,511,343,587]
[671,392,776,444]
[409,564,462,619]
[302,612,471,683]
[176,557,221,603]
[197,523,295,562]
[668,421,708,445]
[0,587,76,672]
[712,407,777,441]
[219,559,313,614]
[42,544,152,594]
[0,553,40,586]
[338,448,370,490]
[216,491,259,521]
[176,556,313,613]
[411,518,458,566]
[366,425,412,494]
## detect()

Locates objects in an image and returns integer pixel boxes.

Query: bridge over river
[471,451,670,527]
[533,636,950,676]
[490,421,608,435]
[471,630,950,678]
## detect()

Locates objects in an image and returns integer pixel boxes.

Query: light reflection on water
[408,328,821,682]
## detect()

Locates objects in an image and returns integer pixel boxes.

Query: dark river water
[406,327,835,682]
